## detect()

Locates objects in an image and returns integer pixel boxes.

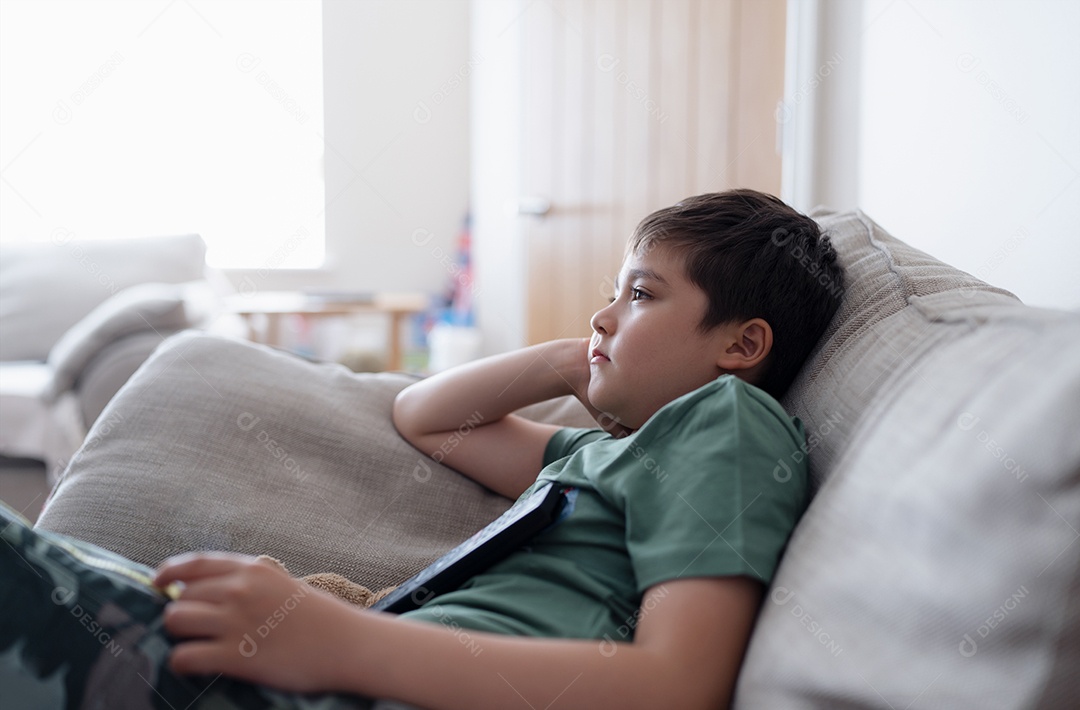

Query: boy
[3,189,843,708]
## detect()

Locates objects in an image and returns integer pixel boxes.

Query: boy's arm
[345,576,761,710]
[156,554,761,710]
[392,338,592,499]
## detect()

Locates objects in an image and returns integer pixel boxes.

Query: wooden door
[519,0,787,343]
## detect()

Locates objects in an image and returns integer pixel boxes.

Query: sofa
[35,209,1080,707]
[0,234,223,480]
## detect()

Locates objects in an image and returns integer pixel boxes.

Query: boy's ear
[716,318,772,372]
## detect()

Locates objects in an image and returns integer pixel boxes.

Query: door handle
[515,196,552,217]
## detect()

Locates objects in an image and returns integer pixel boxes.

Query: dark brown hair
[628,189,844,398]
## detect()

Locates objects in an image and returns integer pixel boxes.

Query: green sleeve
[617,378,809,591]
[542,427,610,468]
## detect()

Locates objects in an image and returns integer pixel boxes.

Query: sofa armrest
[45,282,215,400]
[40,331,189,486]
[37,332,594,590]
[74,330,182,428]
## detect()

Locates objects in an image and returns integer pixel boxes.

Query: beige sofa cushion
[738,211,1080,707]
[37,332,595,591]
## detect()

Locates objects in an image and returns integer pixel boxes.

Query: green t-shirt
[399,375,809,640]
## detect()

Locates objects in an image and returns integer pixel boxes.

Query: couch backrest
[0,233,206,361]
[740,209,1080,707]
[781,208,1018,489]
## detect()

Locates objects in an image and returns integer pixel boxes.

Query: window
[0,0,325,269]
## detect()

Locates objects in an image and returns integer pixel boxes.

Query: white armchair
[0,233,222,479]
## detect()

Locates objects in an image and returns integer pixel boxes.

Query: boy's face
[588,245,742,430]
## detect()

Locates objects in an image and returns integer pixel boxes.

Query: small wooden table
[226,291,428,370]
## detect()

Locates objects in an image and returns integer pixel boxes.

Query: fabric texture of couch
[36,209,1080,708]
[38,334,596,589]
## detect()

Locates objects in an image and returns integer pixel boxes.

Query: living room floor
[0,457,50,524]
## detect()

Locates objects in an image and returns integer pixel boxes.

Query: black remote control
[372,481,568,614]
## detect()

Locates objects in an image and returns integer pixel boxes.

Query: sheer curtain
[0,0,325,269]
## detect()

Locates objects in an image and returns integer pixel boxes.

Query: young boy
[2,189,842,708]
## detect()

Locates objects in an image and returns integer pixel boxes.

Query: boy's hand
[393,336,630,499]
[153,552,364,692]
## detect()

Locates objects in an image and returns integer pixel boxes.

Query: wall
[228,0,472,302]
[469,0,525,357]
[790,0,1079,310]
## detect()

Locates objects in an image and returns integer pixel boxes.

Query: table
[225,291,428,371]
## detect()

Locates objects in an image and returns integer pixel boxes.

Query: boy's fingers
[163,599,228,638]
[168,574,248,605]
[168,639,233,677]
[153,551,255,586]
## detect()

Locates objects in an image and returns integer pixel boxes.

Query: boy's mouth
[590,348,610,364]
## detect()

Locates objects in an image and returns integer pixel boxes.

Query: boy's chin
[586,388,625,426]
[588,384,657,431]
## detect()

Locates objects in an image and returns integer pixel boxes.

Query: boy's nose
[590,302,614,335]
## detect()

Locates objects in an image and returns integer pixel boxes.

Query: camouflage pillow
[0,501,375,708]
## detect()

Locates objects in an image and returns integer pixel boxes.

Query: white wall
[228,0,472,300]
[793,0,1079,310]
[470,0,526,356]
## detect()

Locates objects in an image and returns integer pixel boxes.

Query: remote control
[372,481,568,614]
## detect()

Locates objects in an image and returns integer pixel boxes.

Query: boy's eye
[608,287,651,304]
